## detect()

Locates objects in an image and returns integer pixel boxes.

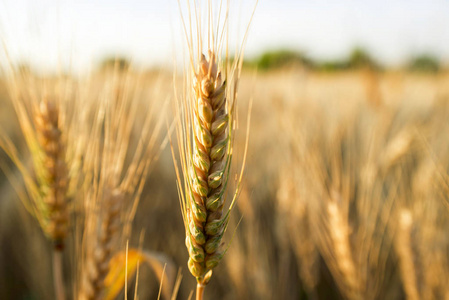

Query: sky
[0,0,448,73]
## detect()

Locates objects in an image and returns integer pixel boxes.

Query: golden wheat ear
[34,98,70,249]
[0,67,84,300]
[173,1,257,299]
[184,51,229,280]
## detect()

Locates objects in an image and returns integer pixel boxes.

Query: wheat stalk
[174,49,233,300]
[0,68,83,299]
[35,97,70,300]
[395,209,419,300]
[173,2,256,298]
[79,68,166,299]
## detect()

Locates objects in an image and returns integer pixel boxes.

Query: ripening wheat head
[173,1,255,290]
[0,71,83,249]
[184,50,229,281]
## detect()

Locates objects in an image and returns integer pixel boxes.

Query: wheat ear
[35,98,70,300]
[327,200,361,300]
[81,189,125,300]
[174,2,256,298]
[184,51,229,288]
[34,98,69,249]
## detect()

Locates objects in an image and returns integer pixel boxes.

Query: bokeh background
[1,1,449,299]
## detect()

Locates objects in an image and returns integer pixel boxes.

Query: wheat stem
[52,249,66,300]
[196,283,205,300]
[396,209,419,300]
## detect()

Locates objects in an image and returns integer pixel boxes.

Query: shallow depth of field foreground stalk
[173,1,255,299]
[0,69,84,300]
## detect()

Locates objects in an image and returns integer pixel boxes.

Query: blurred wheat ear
[34,97,71,300]
[173,1,256,299]
[0,67,84,300]
[34,98,69,248]
[78,67,175,300]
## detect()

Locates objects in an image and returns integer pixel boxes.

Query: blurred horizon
[1,0,449,73]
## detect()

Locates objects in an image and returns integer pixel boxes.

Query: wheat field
[0,64,448,299]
